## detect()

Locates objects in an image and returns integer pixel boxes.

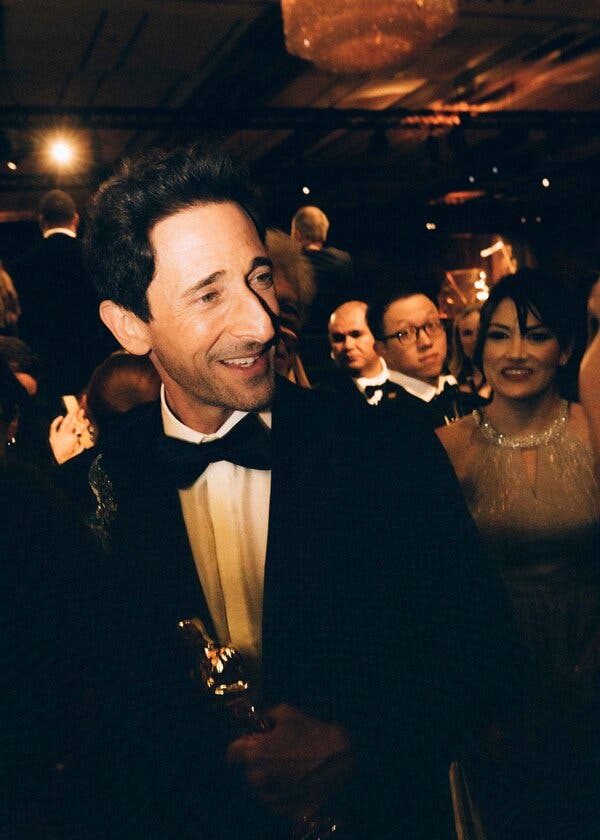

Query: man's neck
[162,384,235,435]
[355,357,385,380]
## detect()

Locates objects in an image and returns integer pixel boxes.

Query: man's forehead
[330,304,368,330]
[385,294,437,324]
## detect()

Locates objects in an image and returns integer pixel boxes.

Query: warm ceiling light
[281,0,458,74]
[49,138,74,166]
[480,240,504,258]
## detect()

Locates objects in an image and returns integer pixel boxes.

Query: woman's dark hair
[0,358,26,441]
[85,351,161,435]
[473,269,575,373]
[83,143,264,323]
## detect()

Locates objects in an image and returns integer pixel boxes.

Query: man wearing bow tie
[324,300,388,405]
[368,288,485,428]
[84,145,521,840]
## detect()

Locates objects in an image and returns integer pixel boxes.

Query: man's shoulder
[322,245,352,262]
[98,400,162,479]
[275,376,434,458]
[304,246,353,276]
[10,235,81,277]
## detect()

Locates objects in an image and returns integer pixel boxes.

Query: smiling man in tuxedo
[84,145,520,840]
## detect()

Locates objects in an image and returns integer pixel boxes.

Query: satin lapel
[117,403,216,638]
[261,379,312,679]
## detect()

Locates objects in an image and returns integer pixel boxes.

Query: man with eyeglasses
[368,288,484,427]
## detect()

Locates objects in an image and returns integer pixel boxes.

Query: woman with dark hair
[448,305,491,399]
[437,269,600,834]
[437,269,599,688]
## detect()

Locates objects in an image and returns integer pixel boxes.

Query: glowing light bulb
[50,139,74,165]
[302,186,310,195]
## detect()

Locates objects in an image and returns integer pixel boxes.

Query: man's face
[137,202,278,432]
[273,270,303,336]
[376,294,447,385]
[328,303,380,378]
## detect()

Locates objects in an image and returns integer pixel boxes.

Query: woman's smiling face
[482,298,569,401]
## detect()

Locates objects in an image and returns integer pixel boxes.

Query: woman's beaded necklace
[474,399,569,449]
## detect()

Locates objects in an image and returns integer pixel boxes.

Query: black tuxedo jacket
[10,233,114,397]
[379,379,487,430]
[95,377,520,839]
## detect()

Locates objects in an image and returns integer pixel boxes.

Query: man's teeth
[222,356,258,367]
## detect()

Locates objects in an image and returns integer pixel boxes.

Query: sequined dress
[462,401,600,684]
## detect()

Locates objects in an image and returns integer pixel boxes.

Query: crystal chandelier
[281,0,457,75]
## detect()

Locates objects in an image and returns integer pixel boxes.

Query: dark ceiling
[0,0,598,267]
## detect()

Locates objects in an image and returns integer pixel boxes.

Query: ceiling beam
[0,106,598,132]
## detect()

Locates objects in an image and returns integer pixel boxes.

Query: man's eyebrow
[182,270,224,301]
[488,320,512,329]
[249,256,273,273]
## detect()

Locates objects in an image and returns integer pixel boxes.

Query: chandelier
[281,0,457,75]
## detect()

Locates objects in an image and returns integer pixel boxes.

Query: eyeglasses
[381,318,444,346]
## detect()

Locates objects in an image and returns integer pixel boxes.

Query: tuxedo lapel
[108,402,216,638]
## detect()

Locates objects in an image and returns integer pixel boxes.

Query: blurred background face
[457,310,480,361]
[273,270,304,336]
[274,326,298,377]
[482,297,567,401]
[378,295,446,384]
[328,303,380,378]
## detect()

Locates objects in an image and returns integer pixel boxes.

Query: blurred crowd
[2,176,600,840]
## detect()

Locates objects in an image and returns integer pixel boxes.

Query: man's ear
[99,300,151,355]
[374,339,386,361]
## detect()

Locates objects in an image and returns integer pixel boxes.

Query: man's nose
[229,284,276,341]
[416,328,433,348]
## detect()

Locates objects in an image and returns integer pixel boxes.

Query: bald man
[327,301,388,405]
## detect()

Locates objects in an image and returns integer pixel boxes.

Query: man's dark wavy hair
[83,143,265,322]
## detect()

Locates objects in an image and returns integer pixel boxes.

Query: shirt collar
[43,227,77,239]
[387,369,457,402]
[160,384,271,442]
[354,358,388,393]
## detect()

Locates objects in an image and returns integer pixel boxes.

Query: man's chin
[232,374,275,413]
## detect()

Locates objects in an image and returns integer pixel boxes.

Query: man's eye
[251,271,274,289]
[487,330,509,340]
[461,329,474,337]
[199,290,219,304]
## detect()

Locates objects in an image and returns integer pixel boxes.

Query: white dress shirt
[43,227,77,239]
[353,359,389,405]
[387,369,457,402]
[161,387,271,673]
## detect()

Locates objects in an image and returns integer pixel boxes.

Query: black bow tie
[431,381,461,423]
[364,381,396,400]
[436,381,460,401]
[157,413,271,489]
